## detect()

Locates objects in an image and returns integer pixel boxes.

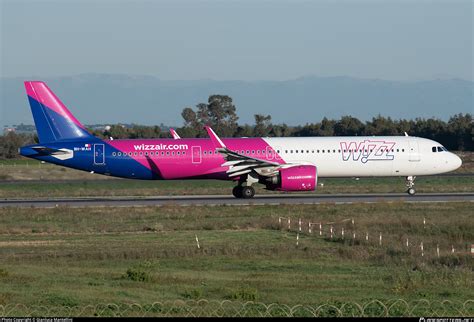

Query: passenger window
[177,151,180,155]
[112,152,116,156]
[172,151,175,156]
[402,149,405,152]
[290,150,293,153]
[296,150,298,153]
[252,150,255,154]
[118,152,121,156]
[145,152,148,156]
[317,150,320,153]
[333,150,336,153]
[301,150,304,153]
[166,151,170,155]
[322,150,325,153]
[134,152,138,156]
[182,151,186,155]
[285,150,288,153]
[140,152,143,156]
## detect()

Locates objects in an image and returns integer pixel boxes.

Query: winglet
[205,126,226,149]
[170,128,181,139]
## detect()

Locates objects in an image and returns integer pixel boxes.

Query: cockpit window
[437,146,443,152]
[432,147,436,152]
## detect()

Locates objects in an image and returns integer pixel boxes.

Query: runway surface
[1,192,473,208]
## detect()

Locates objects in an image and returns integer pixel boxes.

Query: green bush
[182,288,203,299]
[123,268,151,282]
[229,287,258,301]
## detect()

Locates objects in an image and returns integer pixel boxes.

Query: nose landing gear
[406,176,416,195]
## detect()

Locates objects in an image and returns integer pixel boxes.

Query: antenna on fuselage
[404,132,409,137]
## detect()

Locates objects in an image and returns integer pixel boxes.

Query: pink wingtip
[205,126,226,148]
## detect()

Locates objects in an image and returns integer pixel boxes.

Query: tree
[0,132,35,159]
[364,115,398,136]
[334,116,364,136]
[446,113,473,151]
[253,114,272,137]
[180,95,239,137]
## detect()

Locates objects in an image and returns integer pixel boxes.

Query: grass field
[0,202,472,316]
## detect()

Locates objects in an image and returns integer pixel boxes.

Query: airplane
[19,81,462,198]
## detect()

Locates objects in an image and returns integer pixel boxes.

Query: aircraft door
[192,146,202,164]
[408,140,420,162]
[94,144,105,165]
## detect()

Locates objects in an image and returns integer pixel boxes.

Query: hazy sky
[1,0,472,81]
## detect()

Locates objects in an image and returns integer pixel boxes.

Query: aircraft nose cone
[453,154,462,170]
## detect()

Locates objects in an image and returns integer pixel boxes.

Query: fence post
[195,235,200,249]
[298,218,302,232]
[421,242,424,257]
[379,232,382,246]
[330,226,333,239]
[288,218,291,231]
[296,233,299,247]
[341,227,344,240]
[319,223,322,236]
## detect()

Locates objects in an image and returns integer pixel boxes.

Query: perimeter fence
[1,299,473,317]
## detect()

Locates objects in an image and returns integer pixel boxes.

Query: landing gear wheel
[405,176,416,196]
[232,186,243,198]
[241,186,255,199]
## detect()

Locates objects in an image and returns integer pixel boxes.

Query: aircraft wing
[205,126,282,178]
[170,128,181,139]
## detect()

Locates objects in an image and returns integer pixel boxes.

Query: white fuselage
[264,136,462,177]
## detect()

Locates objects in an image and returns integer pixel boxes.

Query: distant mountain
[1,73,472,128]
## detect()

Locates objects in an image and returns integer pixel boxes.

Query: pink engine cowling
[272,165,317,191]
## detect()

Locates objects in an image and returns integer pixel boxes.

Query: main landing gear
[406,176,416,196]
[232,185,255,199]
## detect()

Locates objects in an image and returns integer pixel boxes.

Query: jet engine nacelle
[266,165,317,191]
